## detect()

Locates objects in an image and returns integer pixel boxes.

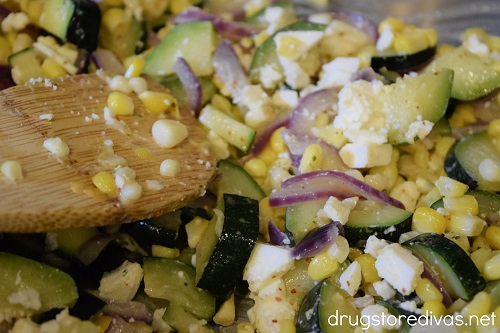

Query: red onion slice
[249,115,290,156]
[174,57,202,116]
[269,170,405,209]
[173,8,257,40]
[103,300,154,324]
[268,221,290,246]
[291,222,339,259]
[213,40,250,100]
[76,233,114,266]
[91,48,125,74]
[105,316,136,333]
[422,266,453,308]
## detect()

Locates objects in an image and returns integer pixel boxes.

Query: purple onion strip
[422,266,453,308]
[174,57,202,116]
[213,40,250,99]
[268,221,290,246]
[103,300,154,324]
[105,316,136,333]
[91,49,125,74]
[269,170,405,209]
[76,233,114,266]
[291,222,339,259]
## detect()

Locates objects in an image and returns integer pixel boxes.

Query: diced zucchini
[344,202,412,245]
[39,0,101,51]
[444,131,500,191]
[403,233,486,300]
[8,47,44,84]
[285,199,327,244]
[160,75,217,109]
[143,257,216,320]
[427,47,500,101]
[0,252,78,322]
[384,68,453,144]
[199,105,256,153]
[162,302,215,333]
[212,159,265,201]
[196,194,259,300]
[371,46,437,73]
[431,189,500,218]
[245,1,296,29]
[143,21,217,77]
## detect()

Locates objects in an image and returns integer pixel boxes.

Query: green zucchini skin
[213,159,265,201]
[431,189,500,217]
[403,233,486,300]
[295,282,321,333]
[443,148,478,188]
[196,194,259,300]
[371,46,436,73]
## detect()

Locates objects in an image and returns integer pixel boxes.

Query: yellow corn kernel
[151,245,179,259]
[485,226,500,250]
[488,119,500,138]
[415,176,434,194]
[412,146,429,169]
[253,31,270,47]
[393,30,430,54]
[355,254,380,283]
[447,233,471,252]
[133,147,153,159]
[169,0,192,14]
[107,91,134,116]
[471,248,494,273]
[299,144,323,173]
[92,171,117,195]
[415,278,443,302]
[317,126,348,149]
[270,127,287,153]
[185,216,210,248]
[437,44,455,56]
[308,251,339,281]
[259,197,276,235]
[103,0,122,6]
[1,160,24,182]
[449,103,477,127]
[236,323,255,333]
[412,207,447,234]
[416,187,443,209]
[447,212,485,237]
[276,36,307,58]
[92,315,113,332]
[257,146,277,166]
[213,293,235,326]
[279,319,296,333]
[379,17,405,33]
[138,91,174,114]
[244,158,268,178]
[123,56,145,78]
[41,58,67,79]
[483,253,500,280]
[472,236,491,251]
[443,195,479,215]
[326,236,350,263]
[0,36,11,64]
[348,247,364,261]
[211,94,232,113]
[462,291,491,318]
[486,36,500,52]
[369,163,399,192]
[422,300,447,318]
[357,47,374,69]
[434,136,456,158]
[424,29,438,47]
[434,176,468,197]
[463,27,488,40]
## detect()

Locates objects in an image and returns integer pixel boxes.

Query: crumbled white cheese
[98,260,143,301]
[1,12,29,33]
[464,33,490,57]
[10,309,100,333]
[145,179,165,191]
[372,280,397,300]
[278,57,311,89]
[39,113,54,121]
[43,137,70,159]
[8,288,41,310]
[375,243,424,295]
[240,85,276,129]
[404,119,434,144]
[376,26,395,52]
[317,57,360,88]
[364,235,390,258]
[339,261,362,296]
[259,64,284,90]
[317,196,359,225]
[361,304,401,330]
[272,89,299,112]
[207,130,230,160]
[339,143,393,168]
[1,160,24,182]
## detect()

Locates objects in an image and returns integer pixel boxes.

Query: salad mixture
[1,0,500,332]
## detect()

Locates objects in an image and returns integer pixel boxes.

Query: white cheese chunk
[274,30,324,61]
[339,261,362,296]
[375,243,423,295]
[98,260,143,301]
[317,57,360,88]
[43,137,70,159]
[372,280,397,300]
[364,235,390,258]
[339,143,393,168]
[317,196,359,225]
[361,304,401,331]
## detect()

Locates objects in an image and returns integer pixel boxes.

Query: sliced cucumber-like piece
[384,68,453,144]
[345,202,412,245]
[162,302,214,333]
[444,131,500,191]
[431,189,500,218]
[213,159,265,201]
[403,233,486,300]
[143,21,217,77]
[196,194,259,300]
[39,0,101,51]
[0,252,78,321]
[160,76,217,110]
[199,105,256,153]
[8,47,44,84]
[427,47,500,101]
[371,46,436,73]
[285,199,326,244]
[143,257,216,320]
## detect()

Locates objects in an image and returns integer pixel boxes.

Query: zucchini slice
[143,257,216,320]
[160,76,217,110]
[0,252,78,322]
[212,159,265,201]
[431,189,500,218]
[403,233,486,300]
[285,199,327,244]
[371,46,436,73]
[8,47,44,84]
[196,194,259,300]
[344,202,412,245]
[444,131,500,191]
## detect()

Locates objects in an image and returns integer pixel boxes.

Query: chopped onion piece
[291,222,339,259]
[422,266,453,308]
[269,170,405,209]
[268,220,289,246]
[174,57,202,116]
[213,40,250,100]
[76,233,114,266]
[103,300,154,324]
[91,49,125,74]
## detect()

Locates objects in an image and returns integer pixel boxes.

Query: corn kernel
[257,146,277,166]
[279,319,296,333]
[133,147,153,159]
[236,323,254,333]
[1,160,24,182]
[449,103,476,127]
[424,29,438,47]
[434,176,468,197]
[412,207,447,234]
[446,233,471,252]
[128,77,148,94]
[123,56,145,78]
[472,236,491,251]
[393,30,429,54]
[486,36,500,52]
[169,0,192,14]
[461,291,491,318]
[159,159,181,177]
[138,91,174,114]
[488,119,500,139]
[270,127,287,153]
[92,171,117,195]
[107,91,134,116]
[244,158,268,178]
[434,136,456,158]
[443,195,479,215]
[447,211,485,237]
[416,187,443,209]
[415,278,443,302]
[471,247,494,273]
[326,236,350,263]
[422,300,447,318]
[379,17,405,33]
[485,226,500,250]
[41,57,67,79]
[308,251,339,281]
[213,293,235,326]
[151,119,188,148]
[299,143,323,173]
[151,245,179,259]
[348,247,364,261]
[211,94,232,113]
[317,126,348,149]
[185,216,210,248]
[0,36,11,64]
[355,254,380,283]
[92,315,113,331]
[484,253,500,280]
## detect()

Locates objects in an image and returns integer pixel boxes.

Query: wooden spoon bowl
[0,73,216,233]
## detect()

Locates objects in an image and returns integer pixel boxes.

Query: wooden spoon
[0,73,216,233]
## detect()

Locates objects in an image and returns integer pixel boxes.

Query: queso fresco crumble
[1,0,500,333]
